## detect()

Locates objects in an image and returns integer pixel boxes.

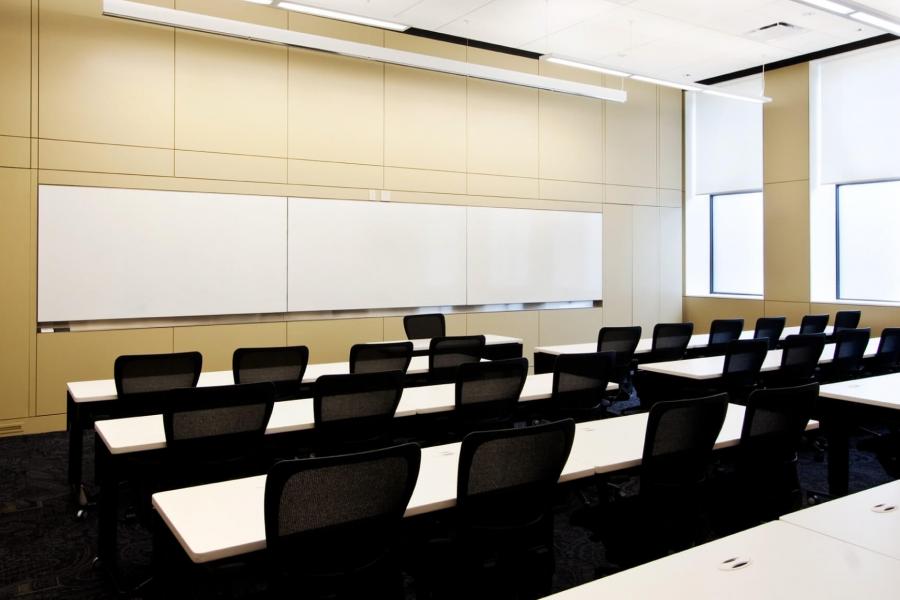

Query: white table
[540,521,900,599]
[386,334,522,354]
[819,372,900,410]
[781,479,900,561]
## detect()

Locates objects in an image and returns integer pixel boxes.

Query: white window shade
[711,192,764,296]
[818,41,900,185]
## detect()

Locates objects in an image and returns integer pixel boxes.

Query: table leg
[67,391,83,501]
[823,400,850,498]
[96,436,120,577]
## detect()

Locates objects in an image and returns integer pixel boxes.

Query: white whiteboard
[466,207,603,304]
[38,186,287,321]
[287,198,467,311]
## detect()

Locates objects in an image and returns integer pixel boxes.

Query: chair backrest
[457,419,575,534]
[722,339,769,389]
[233,346,309,400]
[833,310,861,332]
[707,319,744,354]
[753,317,786,350]
[739,383,817,470]
[778,334,826,383]
[349,342,413,375]
[428,335,486,382]
[873,328,900,373]
[597,326,642,383]
[830,328,871,377]
[313,371,404,453]
[403,313,446,340]
[455,357,528,431]
[800,314,829,335]
[649,322,694,362]
[264,443,421,581]
[552,352,615,414]
[641,394,728,498]
[114,351,202,396]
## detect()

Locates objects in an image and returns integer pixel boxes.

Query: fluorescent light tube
[701,88,772,104]
[276,1,409,31]
[543,56,631,78]
[243,0,273,5]
[793,0,855,15]
[630,75,700,91]
[850,11,900,35]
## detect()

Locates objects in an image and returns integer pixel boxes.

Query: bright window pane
[711,192,763,295]
[838,180,900,302]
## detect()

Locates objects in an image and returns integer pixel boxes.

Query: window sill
[812,298,900,309]
[684,294,764,301]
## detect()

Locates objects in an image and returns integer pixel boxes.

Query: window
[711,191,764,296]
[837,180,900,303]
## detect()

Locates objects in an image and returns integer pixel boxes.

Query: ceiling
[292,0,898,83]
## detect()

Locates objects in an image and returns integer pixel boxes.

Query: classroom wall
[0,0,683,434]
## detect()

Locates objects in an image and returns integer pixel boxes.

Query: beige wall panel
[36,328,173,416]
[288,159,382,189]
[383,313,467,341]
[40,140,174,176]
[539,179,603,203]
[658,86,683,190]
[176,150,286,183]
[659,206,683,323]
[467,174,539,199]
[467,310,540,362]
[764,301,810,326]
[538,308,604,346]
[384,31,465,60]
[384,168,467,195]
[602,203,633,327]
[763,63,809,185]
[176,0,288,27]
[0,0,30,138]
[811,303,900,336]
[466,47,538,74]
[605,185,657,206]
[764,180,810,302]
[0,168,31,420]
[388,190,602,212]
[289,13,384,46]
[0,414,67,437]
[0,136,30,169]
[287,318,383,364]
[682,297,765,333]
[632,206,661,333]
[39,0,174,148]
[384,65,466,172]
[175,30,287,157]
[659,188,682,208]
[288,50,383,166]
[467,79,540,178]
[605,79,657,188]
[539,91,604,183]
[173,322,287,372]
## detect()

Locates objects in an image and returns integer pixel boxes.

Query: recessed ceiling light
[630,75,700,92]
[850,11,900,35]
[543,56,631,78]
[276,1,409,31]
[792,0,855,15]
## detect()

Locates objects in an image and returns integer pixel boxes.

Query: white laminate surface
[819,372,900,410]
[387,334,523,353]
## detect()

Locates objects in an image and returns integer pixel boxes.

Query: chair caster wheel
[91,556,102,570]
[75,509,88,520]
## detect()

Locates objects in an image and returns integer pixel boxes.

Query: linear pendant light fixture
[101,0,626,103]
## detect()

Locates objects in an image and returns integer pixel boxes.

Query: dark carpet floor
[0,428,894,599]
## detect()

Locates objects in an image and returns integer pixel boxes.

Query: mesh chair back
[114,351,202,396]
[349,342,413,375]
[800,314,829,335]
[552,352,614,415]
[597,326,642,382]
[313,371,404,453]
[740,383,817,469]
[428,335,486,383]
[455,358,528,432]
[707,319,744,354]
[403,313,446,340]
[648,322,694,362]
[753,317,786,350]
[873,328,900,373]
[641,394,728,498]
[264,443,421,581]
[722,339,769,391]
[833,310,861,332]
[830,328,870,377]
[777,334,826,384]
[233,346,309,400]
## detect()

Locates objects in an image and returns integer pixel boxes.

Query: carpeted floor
[0,428,893,599]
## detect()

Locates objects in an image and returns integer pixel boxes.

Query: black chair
[428,335,486,384]
[704,319,744,356]
[113,351,202,396]
[799,314,829,335]
[642,322,694,363]
[870,328,900,374]
[753,317,786,350]
[454,358,528,435]
[233,346,309,400]
[264,443,421,599]
[551,352,615,421]
[766,334,825,386]
[720,339,769,402]
[597,326,642,384]
[313,371,404,455]
[420,420,575,599]
[833,310,861,332]
[822,328,871,382]
[404,313,446,340]
[349,342,413,375]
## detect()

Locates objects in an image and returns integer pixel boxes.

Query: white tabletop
[781,479,900,560]
[638,338,880,381]
[385,334,522,353]
[818,372,900,410]
[540,521,900,599]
